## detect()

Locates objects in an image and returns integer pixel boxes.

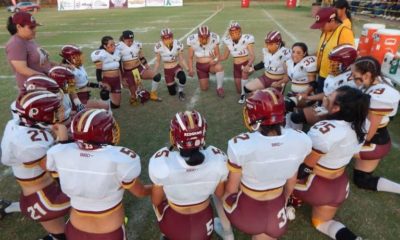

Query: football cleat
[0,199,12,219]
[178,92,185,101]
[286,206,296,221]
[216,88,225,98]
[150,91,162,102]
[287,194,303,208]
[238,94,246,104]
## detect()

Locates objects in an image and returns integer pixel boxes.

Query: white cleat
[238,94,246,104]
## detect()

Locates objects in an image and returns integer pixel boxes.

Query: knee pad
[291,110,306,124]
[110,101,120,109]
[153,73,161,82]
[353,169,379,191]
[243,86,252,94]
[177,71,186,85]
[167,83,177,96]
[100,88,110,101]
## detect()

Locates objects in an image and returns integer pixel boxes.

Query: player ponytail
[179,148,205,166]
[327,86,370,143]
[259,124,282,136]
[353,56,387,85]
[7,16,17,35]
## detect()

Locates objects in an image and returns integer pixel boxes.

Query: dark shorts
[294,173,349,207]
[123,65,146,88]
[155,201,214,240]
[223,191,287,238]
[77,91,90,105]
[233,61,248,79]
[20,181,70,222]
[316,75,326,94]
[66,221,126,240]
[164,65,182,85]
[196,62,211,80]
[359,140,392,160]
[258,74,283,92]
[103,76,121,93]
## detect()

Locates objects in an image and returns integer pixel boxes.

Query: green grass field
[0,1,399,239]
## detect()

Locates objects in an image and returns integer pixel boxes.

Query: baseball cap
[12,12,41,27]
[310,7,336,29]
[122,30,134,39]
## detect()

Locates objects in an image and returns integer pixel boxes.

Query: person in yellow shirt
[335,0,352,29]
[311,7,354,93]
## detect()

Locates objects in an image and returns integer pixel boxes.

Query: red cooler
[286,0,297,8]
[357,23,385,57]
[241,0,250,8]
[371,29,400,64]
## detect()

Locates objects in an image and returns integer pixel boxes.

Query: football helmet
[161,28,173,48]
[170,110,207,150]
[265,31,282,44]
[136,89,150,104]
[60,45,83,67]
[48,66,75,93]
[25,75,60,94]
[15,91,61,126]
[328,44,357,76]
[243,88,285,131]
[71,109,120,148]
[229,22,242,42]
[198,25,210,45]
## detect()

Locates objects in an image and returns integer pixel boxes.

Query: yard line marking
[0,42,158,49]
[263,10,299,42]
[186,88,201,110]
[0,27,154,35]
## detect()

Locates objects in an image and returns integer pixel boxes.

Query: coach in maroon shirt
[5,12,53,94]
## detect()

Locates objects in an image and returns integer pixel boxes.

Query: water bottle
[389,58,399,75]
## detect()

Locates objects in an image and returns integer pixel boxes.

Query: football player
[45,109,151,239]
[91,36,123,108]
[220,22,255,102]
[244,31,291,102]
[149,110,231,240]
[117,30,162,104]
[60,45,109,111]
[187,26,225,97]
[224,88,312,239]
[351,56,400,195]
[294,86,369,240]
[153,28,189,101]
[1,91,70,240]
[287,44,357,128]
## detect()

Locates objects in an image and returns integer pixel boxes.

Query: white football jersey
[149,146,228,206]
[223,34,255,58]
[90,49,121,71]
[187,32,220,58]
[263,47,291,75]
[116,41,142,62]
[154,39,184,62]
[286,56,317,84]
[366,83,400,126]
[323,71,355,96]
[308,120,363,169]
[227,129,311,190]
[72,66,88,88]
[60,92,72,122]
[1,120,54,180]
[46,143,141,212]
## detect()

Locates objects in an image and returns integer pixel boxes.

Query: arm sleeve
[307,126,330,154]
[117,151,142,189]
[227,141,243,173]
[305,56,318,73]
[254,61,265,71]
[6,39,27,61]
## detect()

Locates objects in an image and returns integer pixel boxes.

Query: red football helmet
[71,109,120,148]
[48,66,75,92]
[328,44,357,76]
[25,75,60,94]
[60,45,83,67]
[160,28,173,39]
[170,110,207,150]
[229,22,242,42]
[265,31,282,44]
[136,89,150,104]
[16,91,61,126]
[243,88,285,131]
[198,26,210,45]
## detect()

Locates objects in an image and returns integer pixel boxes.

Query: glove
[297,163,313,180]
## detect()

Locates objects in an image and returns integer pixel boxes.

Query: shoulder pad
[244,34,255,44]
[187,34,196,46]
[91,50,104,62]
[154,42,162,52]
[303,56,317,72]
[149,147,171,181]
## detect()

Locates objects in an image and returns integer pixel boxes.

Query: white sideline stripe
[0,42,158,49]
[186,88,201,110]
[0,27,154,35]
[263,10,299,42]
